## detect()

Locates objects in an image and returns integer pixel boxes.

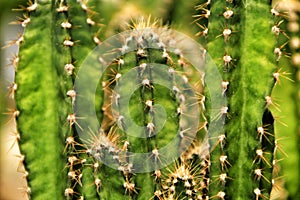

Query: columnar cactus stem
[87,23,205,199]
[202,0,277,198]
[15,1,69,199]
[55,1,80,198]
[67,1,99,198]
[14,0,101,199]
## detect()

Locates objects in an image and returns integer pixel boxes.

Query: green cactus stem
[15,0,100,199]
[73,21,207,199]
[15,1,69,199]
[199,0,278,199]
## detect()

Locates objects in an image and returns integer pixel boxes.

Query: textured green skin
[16,1,69,199]
[205,1,230,197]
[207,0,276,199]
[15,0,99,199]
[68,0,95,70]
[67,2,99,199]
[227,2,275,198]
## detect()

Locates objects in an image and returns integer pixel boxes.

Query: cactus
[270,1,300,199]
[199,0,278,199]
[2,0,299,199]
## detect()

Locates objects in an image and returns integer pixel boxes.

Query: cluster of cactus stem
[3,0,299,199]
